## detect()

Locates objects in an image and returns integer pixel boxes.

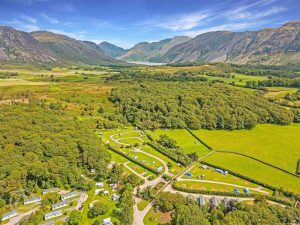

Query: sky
[0,0,299,48]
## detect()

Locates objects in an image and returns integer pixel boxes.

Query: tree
[68,210,82,225]
[88,202,109,218]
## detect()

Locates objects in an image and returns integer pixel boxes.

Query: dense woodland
[109,82,298,130]
[0,101,110,195]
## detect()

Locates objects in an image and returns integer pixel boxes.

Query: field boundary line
[185,128,213,150]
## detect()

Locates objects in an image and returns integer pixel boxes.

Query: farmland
[193,123,300,173]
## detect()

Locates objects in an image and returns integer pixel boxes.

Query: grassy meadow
[204,152,300,193]
[193,124,300,173]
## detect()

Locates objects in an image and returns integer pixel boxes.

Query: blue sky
[0,0,299,48]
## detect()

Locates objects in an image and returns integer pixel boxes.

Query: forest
[109,82,299,130]
[0,100,110,196]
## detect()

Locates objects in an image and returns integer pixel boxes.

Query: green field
[186,163,269,190]
[194,124,300,173]
[147,129,210,156]
[0,78,48,86]
[204,152,300,193]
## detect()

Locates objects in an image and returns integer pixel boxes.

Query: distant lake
[127,61,166,66]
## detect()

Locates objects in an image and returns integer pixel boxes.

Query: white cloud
[183,22,257,37]
[228,6,286,20]
[41,13,59,24]
[139,11,210,31]
[20,15,37,24]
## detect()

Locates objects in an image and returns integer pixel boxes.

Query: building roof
[61,191,77,198]
[211,197,219,207]
[52,201,68,208]
[45,209,62,217]
[197,195,206,206]
[24,196,41,202]
[2,210,17,218]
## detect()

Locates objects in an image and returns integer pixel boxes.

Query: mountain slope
[0,26,58,63]
[31,31,120,65]
[118,36,191,62]
[99,41,126,58]
[162,21,300,65]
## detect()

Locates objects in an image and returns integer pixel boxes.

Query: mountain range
[0,21,299,66]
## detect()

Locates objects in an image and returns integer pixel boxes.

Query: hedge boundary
[215,150,299,178]
[172,183,292,206]
[201,161,300,201]
[186,128,213,150]
[107,145,160,175]
[147,142,192,166]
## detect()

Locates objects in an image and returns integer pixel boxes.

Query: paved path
[5,206,40,225]
[177,178,270,194]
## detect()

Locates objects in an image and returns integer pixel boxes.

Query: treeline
[0,101,111,194]
[246,78,300,88]
[109,82,298,130]
[153,191,300,225]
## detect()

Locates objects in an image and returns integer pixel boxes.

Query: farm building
[41,221,55,225]
[52,201,69,210]
[112,194,120,201]
[24,196,42,205]
[197,195,206,206]
[103,217,113,225]
[1,210,17,221]
[156,166,163,172]
[96,182,104,188]
[42,187,58,195]
[44,210,63,220]
[61,191,78,201]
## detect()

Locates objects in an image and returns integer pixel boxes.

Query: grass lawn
[204,152,300,193]
[147,129,210,156]
[126,151,165,172]
[144,208,171,225]
[186,163,268,190]
[175,180,266,195]
[141,145,183,175]
[81,186,119,225]
[194,124,300,173]
[137,200,149,211]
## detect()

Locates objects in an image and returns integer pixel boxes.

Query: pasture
[193,124,300,173]
[204,152,300,193]
[0,78,48,86]
[147,129,211,156]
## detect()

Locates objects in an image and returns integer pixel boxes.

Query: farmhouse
[52,201,69,210]
[103,217,113,225]
[41,221,55,225]
[96,182,104,188]
[42,187,58,195]
[44,210,63,220]
[1,210,17,221]
[24,196,42,205]
[197,195,206,206]
[61,191,78,201]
